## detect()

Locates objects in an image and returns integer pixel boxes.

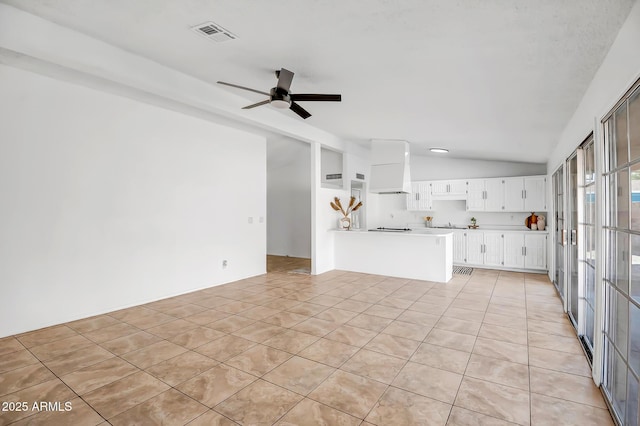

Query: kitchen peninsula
[333,229,453,283]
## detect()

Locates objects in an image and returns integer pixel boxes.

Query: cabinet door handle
[524,190,527,198]
[524,247,527,256]
[417,193,420,200]
[571,229,577,245]
[521,190,524,199]
[522,247,525,255]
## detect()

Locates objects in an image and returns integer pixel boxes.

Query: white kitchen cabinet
[431,179,466,200]
[483,232,504,267]
[466,180,485,211]
[524,234,547,269]
[485,179,505,211]
[503,234,526,268]
[406,181,432,211]
[453,231,466,264]
[524,177,547,211]
[406,182,420,210]
[466,178,504,212]
[463,231,503,267]
[504,178,525,211]
[504,176,547,212]
[466,232,484,265]
[502,233,547,270]
[465,231,546,271]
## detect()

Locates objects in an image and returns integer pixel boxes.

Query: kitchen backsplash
[367,195,546,229]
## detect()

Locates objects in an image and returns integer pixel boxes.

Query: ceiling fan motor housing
[270,87,291,103]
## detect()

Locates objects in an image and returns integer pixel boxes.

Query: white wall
[547,1,640,170]
[411,156,546,180]
[0,65,266,337]
[267,137,311,258]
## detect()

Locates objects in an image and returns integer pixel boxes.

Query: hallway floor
[0,269,612,425]
[266,255,311,274]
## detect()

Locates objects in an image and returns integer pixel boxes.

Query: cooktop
[368,227,412,232]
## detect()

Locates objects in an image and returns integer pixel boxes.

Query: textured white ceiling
[2,0,635,162]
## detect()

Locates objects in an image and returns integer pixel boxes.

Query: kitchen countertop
[333,229,454,236]
[336,227,548,234]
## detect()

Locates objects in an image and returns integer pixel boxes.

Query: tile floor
[0,265,614,425]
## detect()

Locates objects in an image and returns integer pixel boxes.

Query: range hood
[369,139,411,194]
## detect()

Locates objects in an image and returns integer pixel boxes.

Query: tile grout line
[447,271,497,424]
[19,338,110,425]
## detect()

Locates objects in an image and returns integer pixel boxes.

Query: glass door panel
[603,80,640,424]
[568,153,579,326]
[582,138,596,351]
[553,167,565,299]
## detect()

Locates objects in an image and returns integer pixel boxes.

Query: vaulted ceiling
[2,0,635,162]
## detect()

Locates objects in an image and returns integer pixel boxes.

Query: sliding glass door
[603,82,640,425]
[581,137,596,355]
[568,152,580,327]
[565,138,596,359]
[553,167,566,300]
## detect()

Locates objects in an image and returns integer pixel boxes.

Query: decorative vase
[340,216,351,230]
[537,216,546,231]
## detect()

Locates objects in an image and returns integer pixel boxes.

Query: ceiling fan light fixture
[430,148,449,153]
[271,99,290,109]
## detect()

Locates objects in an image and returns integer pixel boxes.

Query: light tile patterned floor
[0,265,614,425]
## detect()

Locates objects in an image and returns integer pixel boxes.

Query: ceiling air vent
[191,22,237,42]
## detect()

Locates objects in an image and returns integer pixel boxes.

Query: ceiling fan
[217,68,341,119]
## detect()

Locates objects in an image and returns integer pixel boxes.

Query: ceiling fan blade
[242,99,271,109]
[289,101,311,119]
[289,94,342,102]
[276,68,294,92]
[217,81,270,96]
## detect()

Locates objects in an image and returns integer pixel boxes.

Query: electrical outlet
[222,260,228,268]
[248,217,253,224]
[259,216,264,223]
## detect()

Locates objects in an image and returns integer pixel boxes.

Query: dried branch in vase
[333,197,346,216]
[330,197,362,217]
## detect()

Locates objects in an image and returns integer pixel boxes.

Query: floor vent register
[453,266,473,275]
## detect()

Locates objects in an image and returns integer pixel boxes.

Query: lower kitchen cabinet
[502,233,547,270]
[453,231,466,264]
[524,234,547,269]
[455,230,547,271]
[483,232,504,267]
[456,231,503,267]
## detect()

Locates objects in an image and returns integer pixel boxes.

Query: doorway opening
[266,137,312,274]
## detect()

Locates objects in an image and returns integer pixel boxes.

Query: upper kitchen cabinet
[406,181,432,211]
[466,178,504,211]
[504,176,547,212]
[431,179,467,200]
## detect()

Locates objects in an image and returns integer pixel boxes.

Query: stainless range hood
[369,139,411,194]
